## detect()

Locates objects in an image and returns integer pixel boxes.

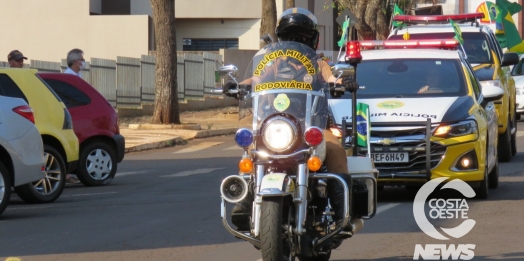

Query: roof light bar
[393,13,484,24]
[360,39,459,49]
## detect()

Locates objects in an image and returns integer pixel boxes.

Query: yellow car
[329,39,504,198]
[389,13,520,162]
[0,69,79,203]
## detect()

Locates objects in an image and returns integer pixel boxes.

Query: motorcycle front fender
[257,173,295,197]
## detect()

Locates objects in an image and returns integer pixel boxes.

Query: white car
[388,13,519,162]
[0,96,45,216]
[329,39,503,198]
[511,53,524,120]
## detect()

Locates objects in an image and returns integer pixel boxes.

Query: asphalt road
[1,122,524,261]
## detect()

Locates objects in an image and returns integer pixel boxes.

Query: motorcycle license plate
[371,152,408,163]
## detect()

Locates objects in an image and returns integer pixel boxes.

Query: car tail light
[393,13,484,24]
[13,105,35,124]
[304,127,323,147]
[345,41,362,64]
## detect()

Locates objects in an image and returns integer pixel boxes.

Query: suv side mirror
[481,84,505,107]
[501,52,519,67]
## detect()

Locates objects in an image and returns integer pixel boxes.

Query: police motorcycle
[217,41,377,261]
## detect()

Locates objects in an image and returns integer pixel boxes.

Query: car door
[464,59,498,166]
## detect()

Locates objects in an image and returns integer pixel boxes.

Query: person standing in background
[64,48,85,77]
[7,50,27,68]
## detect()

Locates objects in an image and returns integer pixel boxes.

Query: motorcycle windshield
[239,41,329,155]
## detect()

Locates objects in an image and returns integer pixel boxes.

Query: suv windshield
[389,32,494,64]
[339,58,467,99]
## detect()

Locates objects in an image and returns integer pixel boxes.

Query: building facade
[0,0,521,62]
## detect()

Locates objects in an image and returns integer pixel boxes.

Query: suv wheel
[0,162,12,216]
[498,116,512,162]
[15,144,66,203]
[76,141,117,186]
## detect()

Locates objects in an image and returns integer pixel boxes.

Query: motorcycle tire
[260,197,284,261]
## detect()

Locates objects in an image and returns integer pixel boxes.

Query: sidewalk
[121,112,239,153]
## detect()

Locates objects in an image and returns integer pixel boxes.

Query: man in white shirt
[64,48,85,77]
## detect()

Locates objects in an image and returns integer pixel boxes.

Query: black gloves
[343,78,359,93]
[222,81,238,98]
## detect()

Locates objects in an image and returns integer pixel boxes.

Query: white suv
[0,96,45,216]
[388,13,519,162]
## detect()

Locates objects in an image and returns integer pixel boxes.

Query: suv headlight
[434,120,478,138]
[262,117,297,152]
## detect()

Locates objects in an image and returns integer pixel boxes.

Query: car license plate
[371,152,408,163]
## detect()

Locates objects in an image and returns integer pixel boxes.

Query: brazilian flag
[449,19,464,45]
[495,0,524,53]
[356,102,370,147]
[337,19,350,47]
[392,4,404,28]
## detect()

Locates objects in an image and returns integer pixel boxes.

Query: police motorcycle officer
[220,7,372,261]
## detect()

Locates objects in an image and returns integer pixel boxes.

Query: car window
[485,29,503,59]
[337,58,467,99]
[463,62,481,100]
[42,78,91,108]
[389,32,494,64]
[0,74,28,103]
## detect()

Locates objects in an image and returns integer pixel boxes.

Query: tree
[260,0,277,48]
[150,0,180,124]
[285,0,295,9]
[334,0,415,40]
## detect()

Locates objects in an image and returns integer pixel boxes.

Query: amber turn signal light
[239,158,253,173]
[307,156,322,172]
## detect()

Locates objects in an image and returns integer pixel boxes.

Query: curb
[124,127,238,153]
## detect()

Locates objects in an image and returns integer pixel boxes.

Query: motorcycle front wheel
[260,197,285,261]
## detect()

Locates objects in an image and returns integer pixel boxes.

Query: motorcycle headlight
[434,120,478,138]
[262,117,297,152]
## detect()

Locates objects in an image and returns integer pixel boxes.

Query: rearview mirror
[217,64,239,80]
[331,63,355,81]
[501,52,519,67]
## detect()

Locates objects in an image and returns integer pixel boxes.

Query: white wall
[0,0,149,61]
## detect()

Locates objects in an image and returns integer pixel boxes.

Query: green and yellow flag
[496,0,524,53]
[337,19,350,47]
[356,102,370,147]
[449,19,464,45]
[392,4,404,28]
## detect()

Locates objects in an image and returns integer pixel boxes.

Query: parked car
[0,96,45,215]
[511,53,524,120]
[0,68,79,203]
[329,38,503,198]
[38,73,125,186]
[388,13,519,162]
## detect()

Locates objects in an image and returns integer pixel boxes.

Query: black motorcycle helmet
[276,7,320,51]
